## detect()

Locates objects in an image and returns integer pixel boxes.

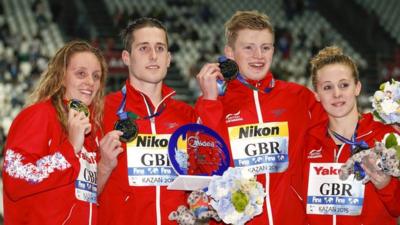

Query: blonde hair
[225,10,274,47]
[310,46,359,90]
[29,40,108,134]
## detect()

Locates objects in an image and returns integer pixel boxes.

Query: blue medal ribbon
[330,127,369,180]
[117,86,128,120]
[216,79,227,96]
[237,74,275,94]
[117,85,165,120]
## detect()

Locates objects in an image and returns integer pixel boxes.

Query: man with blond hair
[195,10,325,225]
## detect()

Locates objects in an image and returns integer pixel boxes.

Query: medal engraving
[114,118,138,142]
[68,99,90,117]
[219,58,239,81]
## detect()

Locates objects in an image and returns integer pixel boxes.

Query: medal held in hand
[68,99,90,117]
[114,85,140,143]
[219,56,239,81]
[114,112,138,142]
[217,56,239,95]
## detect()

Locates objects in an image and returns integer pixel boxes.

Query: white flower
[373,90,385,102]
[384,82,396,94]
[381,99,399,114]
[224,211,242,224]
[239,168,253,180]
[244,205,255,216]
[215,185,229,199]
[372,80,400,124]
[207,167,265,225]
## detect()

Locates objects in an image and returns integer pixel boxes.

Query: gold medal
[68,99,90,117]
[114,118,138,142]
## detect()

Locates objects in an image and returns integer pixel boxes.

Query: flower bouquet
[372,79,400,124]
[206,167,265,225]
[339,133,400,183]
[169,167,265,225]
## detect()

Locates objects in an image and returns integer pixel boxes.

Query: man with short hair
[98,17,196,225]
[195,10,325,225]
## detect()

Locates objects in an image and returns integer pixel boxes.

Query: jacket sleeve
[194,98,228,136]
[3,105,80,201]
[376,178,400,217]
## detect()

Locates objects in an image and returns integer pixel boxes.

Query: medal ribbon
[117,85,166,120]
[237,74,275,94]
[330,126,369,180]
[117,86,129,120]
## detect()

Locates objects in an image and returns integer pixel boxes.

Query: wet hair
[310,46,359,90]
[225,10,274,47]
[121,17,168,52]
[30,40,107,134]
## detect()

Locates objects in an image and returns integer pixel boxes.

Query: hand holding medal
[217,56,239,95]
[67,99,92,153]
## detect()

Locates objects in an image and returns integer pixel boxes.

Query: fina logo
[225,111,243,123]
[187,136,215,148]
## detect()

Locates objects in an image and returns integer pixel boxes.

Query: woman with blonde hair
[302,46,399,225]
[2,40,121,225]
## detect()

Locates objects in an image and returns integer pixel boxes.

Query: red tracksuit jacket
[3,100,98,225]
[302,113,399,225]
[195,72,326,225]
[98,80,196,225]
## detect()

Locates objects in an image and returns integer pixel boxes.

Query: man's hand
[97,130,123,194]
[99,130,124,172]
[196,63,224,100]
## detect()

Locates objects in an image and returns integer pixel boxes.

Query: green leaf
[385,133,398,149]
[373,111,385,123]
[231,190,249,212]
[379,82,386,90]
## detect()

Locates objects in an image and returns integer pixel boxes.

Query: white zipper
[140,91,174,225]
[253,90,264,122]
[156,186,161,225]
[265,174,274,225]
[89,203,93,225]
[253,90,273,225]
